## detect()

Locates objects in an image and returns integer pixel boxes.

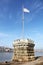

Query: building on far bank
[12,39,35,61]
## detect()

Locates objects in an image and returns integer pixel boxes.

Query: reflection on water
[0,52,43,62]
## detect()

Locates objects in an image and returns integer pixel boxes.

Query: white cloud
[0,32,8,37]
[31,30,43,39]
[31,0,43,14]
[27,30,43,49]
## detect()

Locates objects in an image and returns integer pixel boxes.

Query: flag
[23,8,30,13]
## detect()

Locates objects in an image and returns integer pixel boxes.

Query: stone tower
[12,39,35,61]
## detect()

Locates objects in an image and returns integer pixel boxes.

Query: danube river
[0,52,43,62]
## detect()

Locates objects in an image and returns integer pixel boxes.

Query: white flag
[23,8,30,13]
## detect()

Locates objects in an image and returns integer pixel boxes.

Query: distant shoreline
[35,49,43,52]
[0,46,13,52]
[0,51,13,52]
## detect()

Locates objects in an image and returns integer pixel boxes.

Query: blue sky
[0,0,43,49]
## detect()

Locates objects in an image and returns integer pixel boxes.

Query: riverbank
[0,56,43,65]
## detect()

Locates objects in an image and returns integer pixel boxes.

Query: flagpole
[22,5,24,39]
[22,6,30,39]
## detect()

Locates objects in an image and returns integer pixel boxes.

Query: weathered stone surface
[12,39,35,61]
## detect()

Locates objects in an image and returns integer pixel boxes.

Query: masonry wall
[12,40,35,61]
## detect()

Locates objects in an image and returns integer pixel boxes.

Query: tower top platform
[13,39,35,46]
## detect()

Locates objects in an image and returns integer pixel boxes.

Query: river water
[0,52,13,62]
[0,52,43,62]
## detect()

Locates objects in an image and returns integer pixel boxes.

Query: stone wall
[12,39,35,61]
